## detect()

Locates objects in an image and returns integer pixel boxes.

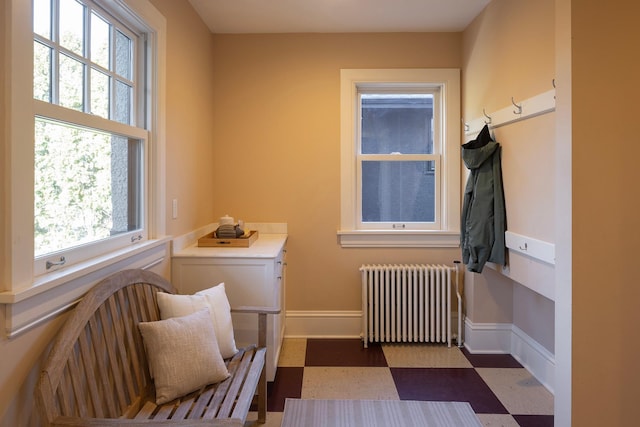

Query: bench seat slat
[186,386,215,419]
[202,350,244,419]
[171,395,197,419]
[232,348,266,420]
[133,401,159,420]
[217,348,254,420]
[153,402,176,420]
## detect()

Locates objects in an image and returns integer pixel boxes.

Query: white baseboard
[464,318,555,394]
[463,318,513,353]
[285,310,462,341]
[285,310,362,339]
[510,325,555,393]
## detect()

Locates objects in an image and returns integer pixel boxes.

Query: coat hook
[511,97,522,115]
[461,118,469,132]
[552,79,556,89]
[483,108,492,124]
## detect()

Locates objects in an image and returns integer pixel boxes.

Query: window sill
[0,237,171,338]
[337,230,460,248]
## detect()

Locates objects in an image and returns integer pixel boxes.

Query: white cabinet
[171,234,287,381]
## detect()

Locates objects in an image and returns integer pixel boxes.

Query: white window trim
[1,0,166,336]
[338,69,460,248]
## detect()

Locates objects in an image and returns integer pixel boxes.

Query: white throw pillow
[138,309,229,405]
[156,283,238,358]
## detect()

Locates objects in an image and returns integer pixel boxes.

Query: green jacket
[461,125,506,273]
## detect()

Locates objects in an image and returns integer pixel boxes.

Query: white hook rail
[463,88,556,136]
[505,231,555,265]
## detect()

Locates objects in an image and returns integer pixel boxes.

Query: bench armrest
[229,306,280,348]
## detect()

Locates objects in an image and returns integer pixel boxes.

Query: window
[32,0,152,274]
[2,0,165,336]
[339,69,460,247]
[359,92,438,229]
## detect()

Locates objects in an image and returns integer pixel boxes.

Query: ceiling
[188,0,491,34]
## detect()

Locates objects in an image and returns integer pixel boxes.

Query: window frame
[338,69,460,248]
[356,88,442,230]
[3,0,166,292]
[32,0,151,276]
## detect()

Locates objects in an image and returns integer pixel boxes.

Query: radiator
[360,264,461,348]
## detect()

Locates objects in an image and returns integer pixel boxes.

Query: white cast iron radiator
[360,264,462,348]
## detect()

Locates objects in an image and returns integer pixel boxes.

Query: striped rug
[281,399,483,427]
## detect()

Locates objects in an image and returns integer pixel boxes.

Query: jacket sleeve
[489,146,506,266]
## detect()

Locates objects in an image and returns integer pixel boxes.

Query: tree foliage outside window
[34,120,113,256]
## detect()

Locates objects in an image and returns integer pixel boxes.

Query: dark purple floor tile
[512,414,554,427]
[391,367,508,414]
[461,347,523,368]
[305,338,388,367]
[266,367,303,412]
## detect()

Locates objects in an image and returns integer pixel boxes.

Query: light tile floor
[246,338,553,427]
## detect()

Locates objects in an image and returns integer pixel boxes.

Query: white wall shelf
[505,231,555,265]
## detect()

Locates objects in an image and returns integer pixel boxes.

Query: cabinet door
[172,258,278,308]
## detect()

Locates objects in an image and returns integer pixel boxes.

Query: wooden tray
[197,230,258,247]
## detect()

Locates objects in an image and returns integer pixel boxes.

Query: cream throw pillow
[138,309,229,405]
[156,283,238,358]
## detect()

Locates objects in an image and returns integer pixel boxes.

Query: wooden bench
[36,269,277,426]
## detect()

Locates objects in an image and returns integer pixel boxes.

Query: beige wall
[461,0,556,352]
[462,0,555,114]
[151,0,217,238]
[0,315,68,426]
[209,33,462,311]
[571,1,640,425]
[0,0,6,289]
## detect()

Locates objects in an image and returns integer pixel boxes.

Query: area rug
[281,399,483,427]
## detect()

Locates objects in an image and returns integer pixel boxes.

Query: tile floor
[247,338,554,427]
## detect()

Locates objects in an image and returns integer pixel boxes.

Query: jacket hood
[462,125,499,170]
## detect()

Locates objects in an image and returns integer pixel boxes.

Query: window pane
[115,30,132,79]
[91,12,110,69]
[59,0,85,56]
[361,161,435,222]
[33,0,52,39]
[34,41,52,102]
[59,53,85,110]
[114,80,131,124]
[361,94,433,155]
[91,68,109,118]
[34,118,143,257]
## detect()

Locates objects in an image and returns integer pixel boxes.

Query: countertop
[172,233,288,259]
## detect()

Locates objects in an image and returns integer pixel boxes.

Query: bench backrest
[36,269,176,426]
